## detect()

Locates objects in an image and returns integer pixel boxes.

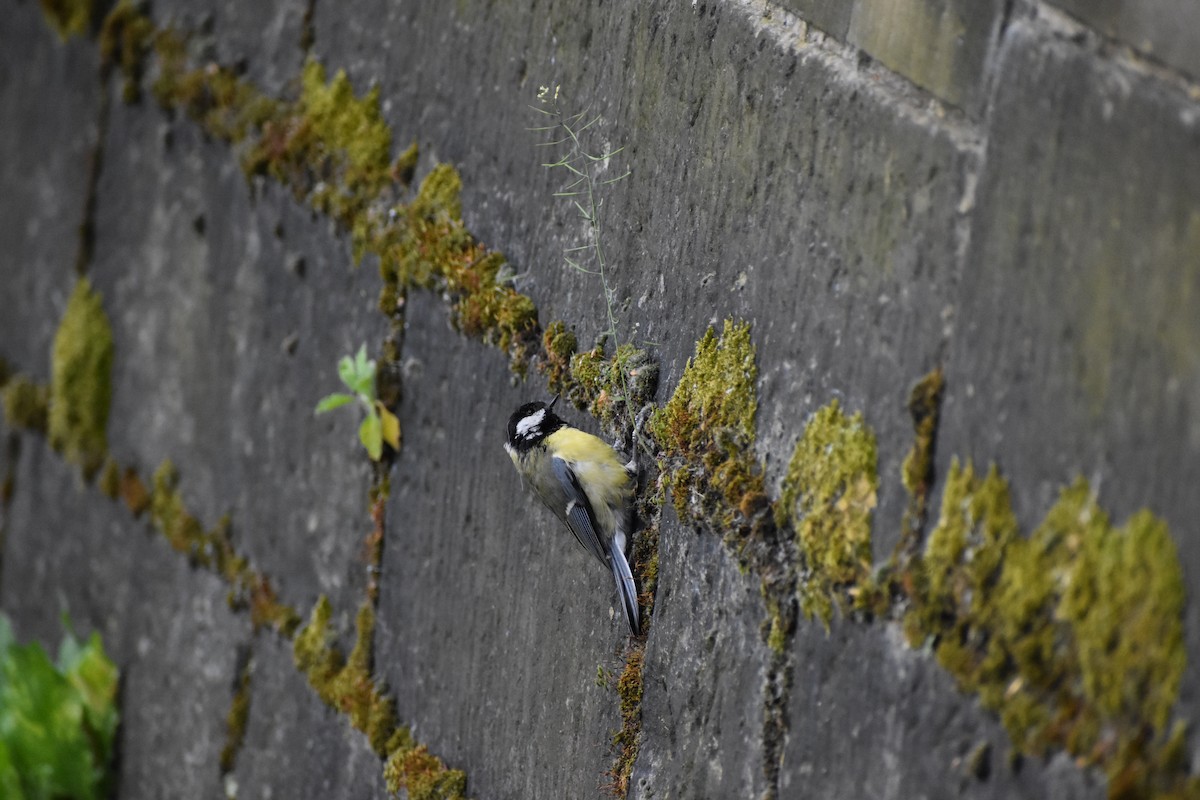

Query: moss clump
[243,59,392,241]
[292,595,343,702]
[151,29,280,143]
[150,461,300,634]
[906,461,1190,796]
[566,340,658,433]
[243,575,301,637]
[150,460,212,563]
[382,739,468,800]
[375,166,540,370]
[899,367,943,545]
[776,400,878,625]
[605,647,644,797]
[648,321,765,549]
[117,466,150,517]
[49,278,113,478]
[98,1,155,103]
[40,0,92,40]
[219,658,252,774]
[293,598,399,756]
[539,320,578,397]
[1,375,50,433]
[98,458,120,499]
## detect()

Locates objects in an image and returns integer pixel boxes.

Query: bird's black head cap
[506,398,565,451]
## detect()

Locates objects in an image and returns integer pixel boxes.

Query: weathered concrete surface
[846,0,1007,114]
[150,0,309,96]
[0,1,98,381]
[939,15,1200,748]
[630,510,770,799]
[782,621,1102,799]
[2,0,1200,798]
[313,0,977,559]
[231,633,389,799]
[1049,0,1200,81]
[90,91,389,627]
[0,430,247,799]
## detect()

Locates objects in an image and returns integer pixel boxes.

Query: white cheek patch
[516,408,546,439]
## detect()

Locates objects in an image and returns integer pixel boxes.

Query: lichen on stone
[49,277,113,478]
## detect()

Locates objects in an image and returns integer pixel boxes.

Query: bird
[504,397,641,635]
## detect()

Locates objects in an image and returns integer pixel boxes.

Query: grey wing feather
[551,457,610,566]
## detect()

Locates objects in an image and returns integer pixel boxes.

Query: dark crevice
[75,34,116,277]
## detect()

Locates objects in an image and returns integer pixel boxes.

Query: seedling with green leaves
[0,614,120,800]
[315,344,400,461]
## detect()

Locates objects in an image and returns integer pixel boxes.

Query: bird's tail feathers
[610,542,641,636]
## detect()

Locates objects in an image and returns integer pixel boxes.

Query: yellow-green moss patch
[606,647,644,797]
[566,340,658,432]
[40,0,92,40]
[648,320,766,550]
[1,375,50,433]
[776,400,878,626]
[906,461,1190,796]
[293,597,398,756]
[539,320,577,396]
[49,277,113,478]
[383,737,468,800]
[219,656,252,774]
[150,460,300,635]
[98,0,155,102]
[899,367,943,548]
[373,165,540,370]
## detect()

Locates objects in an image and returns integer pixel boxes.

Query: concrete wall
[2,0,1198,798]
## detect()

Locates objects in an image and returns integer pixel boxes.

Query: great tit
[504,398,641,635]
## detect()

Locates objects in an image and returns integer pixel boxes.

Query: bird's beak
[548,394,560,411]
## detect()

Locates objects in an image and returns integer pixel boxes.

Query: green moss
[1,375,50,433]
[40,0,92,40]
[117,466,150,517]
[376,166,540,370]
[566,340,658,432]
[149,460,299,634]
[392,140,420,186]
[762,585,790,655]
[292,598,399,756]
[539,320,578,396]
[383,742,468,800]
[49,277,113,479]
[648,321,765,552]
[150,460,207,561]
[152,30,280,143]
[1054,486,1184,733]
[899,367,944,546]
[605,647,644,797]
[905,461,1190,796]
[292,595,343,700]
[776,400,878,625]
[218,658,251,774]
[244,575,301,638]
[98,1,155,103]
[98,457,120,499]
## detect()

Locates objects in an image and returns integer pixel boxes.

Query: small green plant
[0,614,120,800]
[315,344,400,461]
